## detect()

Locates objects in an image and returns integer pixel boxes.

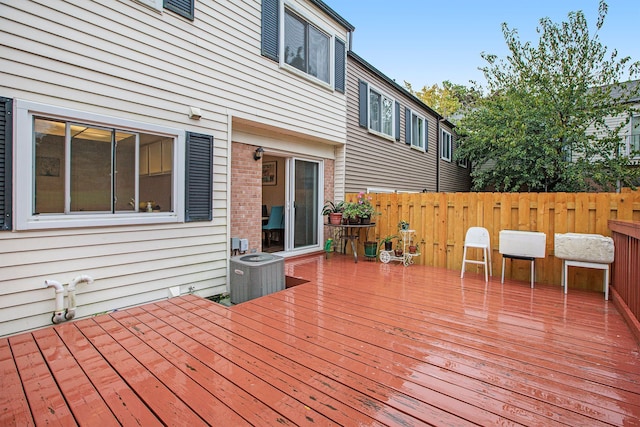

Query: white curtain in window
[369,91,381,132]
[309,26,329,83]
[382,97,393,136]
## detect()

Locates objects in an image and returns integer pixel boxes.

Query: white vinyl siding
[0,0,348,336]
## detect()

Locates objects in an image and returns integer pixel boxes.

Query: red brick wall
[231,143,336,252]
[323,159,335,241]
[230,143,262,253]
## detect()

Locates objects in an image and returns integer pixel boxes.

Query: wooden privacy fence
[344,191,640,292]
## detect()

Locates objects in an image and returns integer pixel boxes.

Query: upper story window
[261,0,347,92]
[627,115,640,159]
[441,129,452,161]
[14,100,191,230]
[284,8,330,84]
[357,80,399,141]
[369,87,394,137]
[406,109,426,151]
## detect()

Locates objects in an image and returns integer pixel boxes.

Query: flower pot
[328,213,343,225]
[401,223,409,230]
[409,245,417,254]
[384,241,393,251]
[364,241,377,258]
[394,249,403,257]
[348,217,360,224]
[360,216,371,225]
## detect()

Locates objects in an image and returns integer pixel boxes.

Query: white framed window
[283,6,331,86]
[133,0,162,12]
[369,86,395,139]
[627,115,640,159]
[15,100,185,230]
[409,111,426,151]
[441,129,452,161]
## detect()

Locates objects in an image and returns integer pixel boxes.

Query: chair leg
[483,248,488,282]
[461,246,468,278]
[488,247,492,276]
[501,258,505,284]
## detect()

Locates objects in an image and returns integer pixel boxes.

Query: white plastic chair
[460,227,492,282]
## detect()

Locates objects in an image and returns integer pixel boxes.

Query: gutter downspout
[44,280,66,324]
[65,275,94,320]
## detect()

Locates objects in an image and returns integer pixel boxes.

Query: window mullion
[304,22,309,73]
[64,124,71,214]
[111,131,116,213]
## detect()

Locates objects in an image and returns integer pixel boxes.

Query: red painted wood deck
[2,253,639,426]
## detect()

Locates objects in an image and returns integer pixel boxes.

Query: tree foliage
[456,1,640,192]
[405,80,482,119]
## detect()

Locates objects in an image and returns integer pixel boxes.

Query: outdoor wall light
[253,147,264,161]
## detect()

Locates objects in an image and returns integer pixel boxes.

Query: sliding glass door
[287,158,321,250]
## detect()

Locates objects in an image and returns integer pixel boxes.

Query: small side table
[561,260,610,300]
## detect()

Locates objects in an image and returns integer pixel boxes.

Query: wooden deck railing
[341,191,640,291]
[608,219,640,343]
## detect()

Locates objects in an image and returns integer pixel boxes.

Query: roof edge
[309,0,355,32]
[348,50,448,124]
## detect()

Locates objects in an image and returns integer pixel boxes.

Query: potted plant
[322,200,344,225]
[354,192,378,224]
[379,235,397,251]
[398,220,410,231]
[394,240,403,257]
[342,202,361,224]
[363,241,378,258]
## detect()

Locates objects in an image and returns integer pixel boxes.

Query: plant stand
[379,229,420,266]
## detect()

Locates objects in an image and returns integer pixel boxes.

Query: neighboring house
[0,0,352,336]
[583,79,640,187]
[611,80,640,165]
[344,51,471,194]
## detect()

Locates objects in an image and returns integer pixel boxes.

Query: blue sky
[326,0,639,89]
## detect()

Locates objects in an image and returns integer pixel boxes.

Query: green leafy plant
[379,235,398,249]
[321,200,344,216]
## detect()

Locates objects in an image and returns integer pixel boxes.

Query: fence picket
[346,191,640,292]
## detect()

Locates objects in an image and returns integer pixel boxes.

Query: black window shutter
[0,97,12,231]
[394,101,400,141]
[163,0,194,20]
[334,38,346,93]
[261,0,279,62]
[424,119,429,152]
[358,80,368,128]
[405,107,411,145]
[185,132,213,222]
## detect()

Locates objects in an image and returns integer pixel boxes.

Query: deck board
[1,253,639,426]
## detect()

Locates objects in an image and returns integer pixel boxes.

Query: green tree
[456,1,640,192]
[405,80,483,120]
[405,81,460,118]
